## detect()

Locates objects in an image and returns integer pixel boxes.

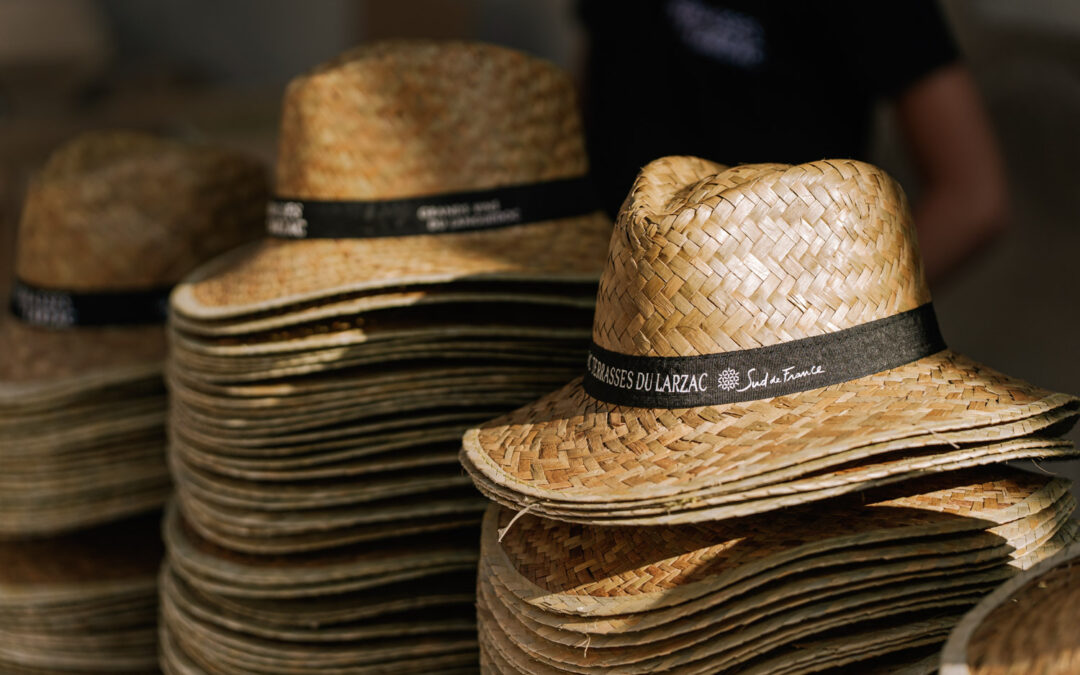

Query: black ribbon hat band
[583,303,946,408]
[9,280,171,328]
[267,176,597,239]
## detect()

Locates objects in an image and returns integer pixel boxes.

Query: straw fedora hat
[0,131,267,387]
[462,157,1078,516]
[170,40,612,321]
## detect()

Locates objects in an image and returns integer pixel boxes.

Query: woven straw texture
[0,132,266,536]
[2,130,266,383]
[172,40,611,319]
[475,468,1079,674]
[16,130,266,291]
[462,157,1078,522]
[940,540,1080,675]
[0,514,162,673]
[484,468,1066,614]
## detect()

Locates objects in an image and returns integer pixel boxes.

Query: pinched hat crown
[274,40,588,200]
[16,131,267,291]
[593,157,931,357]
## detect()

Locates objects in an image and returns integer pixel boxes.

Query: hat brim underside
[171,213,612,321]
[0,512,162,588]
[938,540,1080,674]
[0,317,165,395]
[463,350,1079,505]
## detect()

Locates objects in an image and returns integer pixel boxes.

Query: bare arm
[896,64,1010,286]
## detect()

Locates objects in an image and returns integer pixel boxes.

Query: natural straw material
[172,40,611,320]
[475,469,1079,674]
[2,130,267,383]
[16,131,267,291]
[482,468,1068,617]
[462,157,1078,523]
[0,514,162,673]
[0,131,267,536]
[940,540,1080,675]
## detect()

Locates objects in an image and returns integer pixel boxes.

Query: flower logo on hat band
[717,367,740,391]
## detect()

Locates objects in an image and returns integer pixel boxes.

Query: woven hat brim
[161,565,477,644]
[477,473,1071,619]
[173,454,470,510]
[171,287,598,337]
[938,539,1080,675]
[163,503,478,596]
[478,563,990,675]
[0,512,162,588]
[479,522,1072,670]
[477,583,966,675]
[0,317,164,391]
[173,577,475,631]
[463,404,1077,512]
[171,213,611,320]
[481,498,1075,638]
[159,618,477,675]
[170,319,590,359]
[464,350,1078,505]
[462,434,1078,526]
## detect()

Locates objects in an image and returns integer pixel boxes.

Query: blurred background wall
[1,0,1077,485]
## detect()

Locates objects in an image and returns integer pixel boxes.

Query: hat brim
[171,213,611,320]
[0,316,164,398]
[463,350,1079,507]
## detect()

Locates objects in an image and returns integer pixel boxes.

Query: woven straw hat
[476,468,1079,674]
[160,500,481,673]
[0,130,267,386]
[462,157,1078,522]
[940,539,1080,675]
[171,40,611,321]
[0,513,162,672]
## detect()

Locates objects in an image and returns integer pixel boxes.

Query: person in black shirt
[580,0,1008,284]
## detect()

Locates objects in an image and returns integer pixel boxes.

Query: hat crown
[274,40,588,201]
[593,157,931,357]
[15,131,268,291]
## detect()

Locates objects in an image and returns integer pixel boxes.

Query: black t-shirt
[580,0,959,215]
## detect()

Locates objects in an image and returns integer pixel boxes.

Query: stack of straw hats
[0,131,266,672]
[940,540,1080,675]
[0,514,162,672]
[159,41,611,673]
[478,467,1077,674]
[465,157,1080,672]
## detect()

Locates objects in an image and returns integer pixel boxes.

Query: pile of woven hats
[0,515,162,673]
[464,157,1080,673]
[0,131,266,672]
[941,539,1080,674]
[159,41,611,673]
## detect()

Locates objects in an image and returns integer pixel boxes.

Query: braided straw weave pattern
[1,131,267,383]
[492,469,1058,601]
[16,131,267,291]
[966,556,1080,674]
[475,474,1079,674]
[941,541,1080,675]
[596,157,927,356]
[462,157,1078,513]
[175,40,611,318]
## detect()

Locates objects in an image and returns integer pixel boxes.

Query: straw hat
[940,539,1080,675]
[0,131,266,536]
[170,40,611,321]
[1,130,267,386]
[476,467,1079,674]
[461,157,1079,523]
[0,513,162,672]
